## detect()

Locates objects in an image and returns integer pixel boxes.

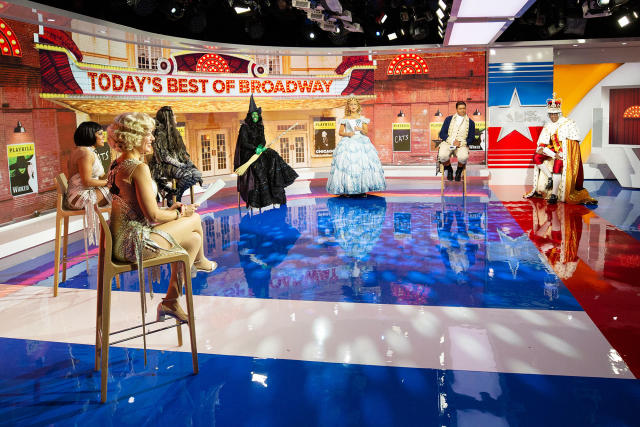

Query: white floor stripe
[0,286,632,379]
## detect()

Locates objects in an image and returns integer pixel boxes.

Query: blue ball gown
[326,117,386,195]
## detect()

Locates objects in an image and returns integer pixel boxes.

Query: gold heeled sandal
[156,299,188,323]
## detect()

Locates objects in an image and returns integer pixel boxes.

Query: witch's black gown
[234,116,298,209]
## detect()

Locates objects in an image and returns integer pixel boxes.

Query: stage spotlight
[436,8,445,20]
[380,14,388,24]
[597,0,610,5]
[438,0,446,11]
[400,7,410,22]
[388,32,397,40]
[618,15,630,27]
[235,6,251,13]
[161,0,186,20]
[410,24,427,40]
[309,31,315,39]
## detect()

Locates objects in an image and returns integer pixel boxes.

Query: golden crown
[546,92,562,108]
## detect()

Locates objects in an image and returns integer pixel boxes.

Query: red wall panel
[610,88,640,145]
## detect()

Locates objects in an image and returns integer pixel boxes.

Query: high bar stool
[440,164,467,197]
[171,179,196,205]
[93,205,198,403]
[53,173,113,297]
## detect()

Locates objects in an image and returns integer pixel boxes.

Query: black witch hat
[9,155,32,170]
[247,93,262,115]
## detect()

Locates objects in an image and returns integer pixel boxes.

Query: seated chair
[440,163,467,196]
[53,173,113,297]
[93,205,198,403]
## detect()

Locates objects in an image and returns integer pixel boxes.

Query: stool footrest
[110,321,186,345]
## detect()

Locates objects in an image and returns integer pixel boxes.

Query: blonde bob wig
[344,95,362,116]
[109,112,155,152]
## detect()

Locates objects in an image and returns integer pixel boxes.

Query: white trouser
[438,144,469,164]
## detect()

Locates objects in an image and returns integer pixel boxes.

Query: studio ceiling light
[618,15,630,27]
[448,21,506,45]
[457,0,532,18]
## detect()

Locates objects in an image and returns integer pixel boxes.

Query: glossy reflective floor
[1,178,639,426]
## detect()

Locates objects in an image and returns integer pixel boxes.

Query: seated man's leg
[438,143,454,181]
[548,159,563,204]
[454,146,469,182]
[533,153,553,190]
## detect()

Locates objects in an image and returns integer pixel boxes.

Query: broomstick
[234,122,299,176]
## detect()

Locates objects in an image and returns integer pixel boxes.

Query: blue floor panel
[0,337,638,427]
[0,192,583,311]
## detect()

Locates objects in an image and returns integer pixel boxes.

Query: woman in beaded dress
[66,121,112,249]
[108,112,216,322]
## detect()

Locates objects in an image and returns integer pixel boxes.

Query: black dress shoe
[548,194,558,204]
[445,166,454,181]
[455,168,463,182]
[545,177,553,190]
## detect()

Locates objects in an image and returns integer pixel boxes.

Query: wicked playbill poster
[7,143,38,197]
[313,118,336,156]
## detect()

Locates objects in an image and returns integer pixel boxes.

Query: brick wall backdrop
[366,52,486,165]
[0,19,76,224]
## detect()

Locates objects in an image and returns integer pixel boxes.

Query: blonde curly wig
[109,112,155,152]
[344,95,361,116]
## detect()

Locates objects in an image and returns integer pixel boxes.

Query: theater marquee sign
[34,27,375,102]
[80,71,346,97]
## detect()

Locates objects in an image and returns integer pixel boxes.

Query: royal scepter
[234,122,299,176]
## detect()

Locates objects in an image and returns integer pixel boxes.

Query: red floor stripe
[498,196,640,378]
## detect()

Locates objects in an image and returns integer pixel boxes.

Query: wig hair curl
[344,95,362,116]
[109,112,155,152]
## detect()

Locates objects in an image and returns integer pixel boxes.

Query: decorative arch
[386,53,428,76]
[195,53,231,73]
[623,106,640,119]
[0,18,22,57]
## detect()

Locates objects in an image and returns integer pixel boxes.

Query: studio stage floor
[0,178,639,426]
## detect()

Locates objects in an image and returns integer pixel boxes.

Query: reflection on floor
[0,178,639,426]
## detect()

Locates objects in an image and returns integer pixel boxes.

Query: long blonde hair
[109,112,155,152]
[344,96,362,116]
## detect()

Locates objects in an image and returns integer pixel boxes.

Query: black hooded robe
[150,123,203,203]
[234,113,298,208]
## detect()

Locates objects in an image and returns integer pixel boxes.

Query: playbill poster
[7,143,38,197]
[313,118,336,157]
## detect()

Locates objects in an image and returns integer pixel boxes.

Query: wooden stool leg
[184,262,199,374]
[62,216,70,282]
[172,179,177,205]
[463,169,467,196]
[53,215,63,297]
[115,275,120,289]
[138,269,148,366]
[190,186,195,205]
[176,320,183,347]
[440,163,444,197]
[95,269,104,372]
[100,272,112,403]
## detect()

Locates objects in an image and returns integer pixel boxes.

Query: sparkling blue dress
[326,117,386,195]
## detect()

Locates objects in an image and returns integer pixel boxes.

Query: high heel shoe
[156,299,188,323]
[193,258,218,273]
